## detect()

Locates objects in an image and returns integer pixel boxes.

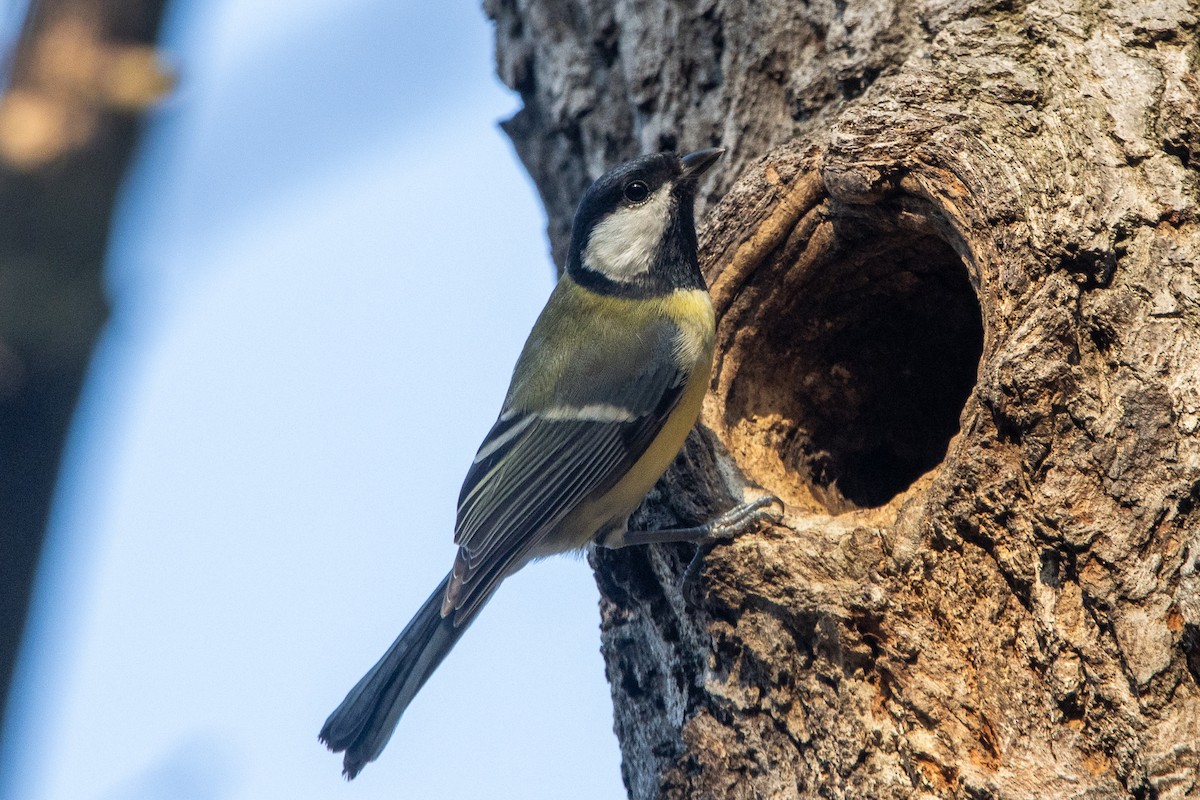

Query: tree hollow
[721,201,984,513]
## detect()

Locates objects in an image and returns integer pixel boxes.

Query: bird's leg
[617,495,784,547]
[599,496,783,607]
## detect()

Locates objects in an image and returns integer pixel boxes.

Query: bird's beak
[679,147,725,180]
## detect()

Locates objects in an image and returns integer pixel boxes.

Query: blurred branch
[0,0,170,731]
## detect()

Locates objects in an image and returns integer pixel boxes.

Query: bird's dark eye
[623,180,650,203]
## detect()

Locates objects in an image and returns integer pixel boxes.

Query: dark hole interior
[726,220,984,512]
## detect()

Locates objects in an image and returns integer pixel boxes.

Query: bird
[319,147,782,778]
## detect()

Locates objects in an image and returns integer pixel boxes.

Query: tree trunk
[0,0,169,726]
[487,0,1200,797]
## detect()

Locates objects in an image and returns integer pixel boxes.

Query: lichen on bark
[488,0,1200,797]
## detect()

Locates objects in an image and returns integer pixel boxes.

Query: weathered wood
[488,0,1200,796]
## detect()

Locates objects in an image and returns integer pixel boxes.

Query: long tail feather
[319,573,468,779]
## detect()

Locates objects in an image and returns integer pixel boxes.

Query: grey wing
[446,337,688,624]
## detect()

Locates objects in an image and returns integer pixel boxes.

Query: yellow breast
[552,288,715,550]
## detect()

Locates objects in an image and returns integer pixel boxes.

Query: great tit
[319,148,780,778]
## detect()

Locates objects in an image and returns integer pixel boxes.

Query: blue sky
[0,2,625,798]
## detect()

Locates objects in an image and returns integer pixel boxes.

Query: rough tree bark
[487,0,1200,798]
[0,0,169,727]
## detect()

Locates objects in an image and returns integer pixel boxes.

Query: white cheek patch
[583,188,672,281]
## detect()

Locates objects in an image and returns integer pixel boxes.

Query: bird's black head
[566,148,724,297]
